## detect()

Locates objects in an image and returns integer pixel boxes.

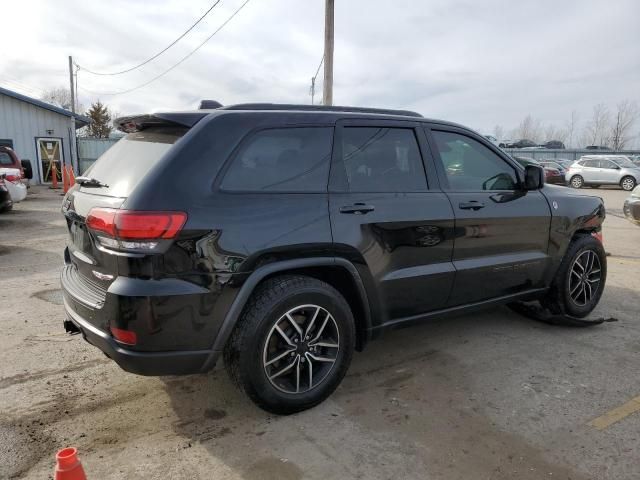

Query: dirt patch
[244,457,303,480]
[32,288,64,305]
[0,422,57,479]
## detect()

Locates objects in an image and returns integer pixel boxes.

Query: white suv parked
[566,155,640,191]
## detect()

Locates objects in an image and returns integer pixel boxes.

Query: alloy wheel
[262,304,340,394]
[568,250,602,307]
[571,176,583,188]
[621,177,636,191]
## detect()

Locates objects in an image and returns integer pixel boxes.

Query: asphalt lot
[1,185,639,480]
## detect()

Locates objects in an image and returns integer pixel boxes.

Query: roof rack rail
[218,103,423,118]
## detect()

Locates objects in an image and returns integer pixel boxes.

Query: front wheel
[570,175,584,188]
[224,275,355,414]
[541,234,606,318]
[621,176,636,191]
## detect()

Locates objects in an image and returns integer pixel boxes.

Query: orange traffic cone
[54,447,87,480]
[51,162,59,189]
[62,165,70,194]
[68,165,76,186]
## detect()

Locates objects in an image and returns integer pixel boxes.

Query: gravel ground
[1,185,639,480]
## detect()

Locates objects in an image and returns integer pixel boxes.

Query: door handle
[459,201,485,211]
[339,203,375,214]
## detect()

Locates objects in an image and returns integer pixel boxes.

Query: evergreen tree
[86,101,112,138]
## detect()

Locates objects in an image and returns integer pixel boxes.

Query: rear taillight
[5,174,20,183]
[110,326,137,345]
[86,208,187,252]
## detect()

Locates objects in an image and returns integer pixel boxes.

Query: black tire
[541,234,606,318]
[620,176,636,191]
[224,275,355,414]
[569,175,584,189]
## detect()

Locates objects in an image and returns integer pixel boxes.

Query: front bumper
[64,297,213,375]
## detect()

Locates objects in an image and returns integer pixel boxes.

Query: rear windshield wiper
[76,176,109,188]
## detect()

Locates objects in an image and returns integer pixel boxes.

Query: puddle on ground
[32,289,63,305]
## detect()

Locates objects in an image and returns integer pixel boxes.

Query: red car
[0,146,25,178]
[513,156,565,185]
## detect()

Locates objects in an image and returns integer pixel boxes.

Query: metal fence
[504,148,640,162]
[77,138,119,174]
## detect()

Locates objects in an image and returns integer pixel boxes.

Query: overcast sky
[2,0,639,136]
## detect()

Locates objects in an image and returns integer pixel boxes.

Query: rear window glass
[0,152,14,166]
[220,127,333,192]
[82,127,187,197]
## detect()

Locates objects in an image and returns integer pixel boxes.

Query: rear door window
[340,127,427,192]
[220,127,333,192]
[82,127,187,197]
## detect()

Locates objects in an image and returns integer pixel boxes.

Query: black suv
[61,103,606,414]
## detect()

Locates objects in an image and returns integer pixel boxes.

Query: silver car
[565,155,640,191]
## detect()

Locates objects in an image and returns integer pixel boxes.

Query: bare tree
[583,103,611,147]
[493,125,505,141]
[41,87,72,109]
[543,124,567,143]
[514,115,543,142]
[609,100,639,151]
[41,86,84,112]
[564,110,579,148]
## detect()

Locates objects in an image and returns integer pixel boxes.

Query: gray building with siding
[0,86,89,184]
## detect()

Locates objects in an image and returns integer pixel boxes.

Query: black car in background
[510,139,538,148]
[543,140,565,149]
[60,103,606,413]
[0,174,12,212]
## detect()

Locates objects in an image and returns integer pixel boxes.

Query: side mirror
[21,159,33,180]
[524,164,544,190]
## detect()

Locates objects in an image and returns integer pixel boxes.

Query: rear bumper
[64,297,214,375]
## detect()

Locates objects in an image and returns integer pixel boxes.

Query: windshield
[82,127,187,197]
[615,157,636,168]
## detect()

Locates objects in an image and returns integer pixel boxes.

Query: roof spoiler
[199,100,223,109]
[115,112,208,133]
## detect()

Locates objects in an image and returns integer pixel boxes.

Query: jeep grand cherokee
[61,103,606,414]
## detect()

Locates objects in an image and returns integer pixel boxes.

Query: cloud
[1,0,639,139]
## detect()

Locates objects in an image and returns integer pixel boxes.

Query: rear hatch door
[62,120,195,295]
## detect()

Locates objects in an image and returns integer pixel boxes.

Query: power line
[313,54,324,81]
[309,54,324,105]
[77,0,222,76]
[78,0,252,97]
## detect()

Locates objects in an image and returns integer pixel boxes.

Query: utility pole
[68,55,76,114]
[322,0,334,106]
[310,76,316,105]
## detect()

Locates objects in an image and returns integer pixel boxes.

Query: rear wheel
[621,176,636,191]
[570,175,584,188]
[541,234,606,318]
[224,275,355,414]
